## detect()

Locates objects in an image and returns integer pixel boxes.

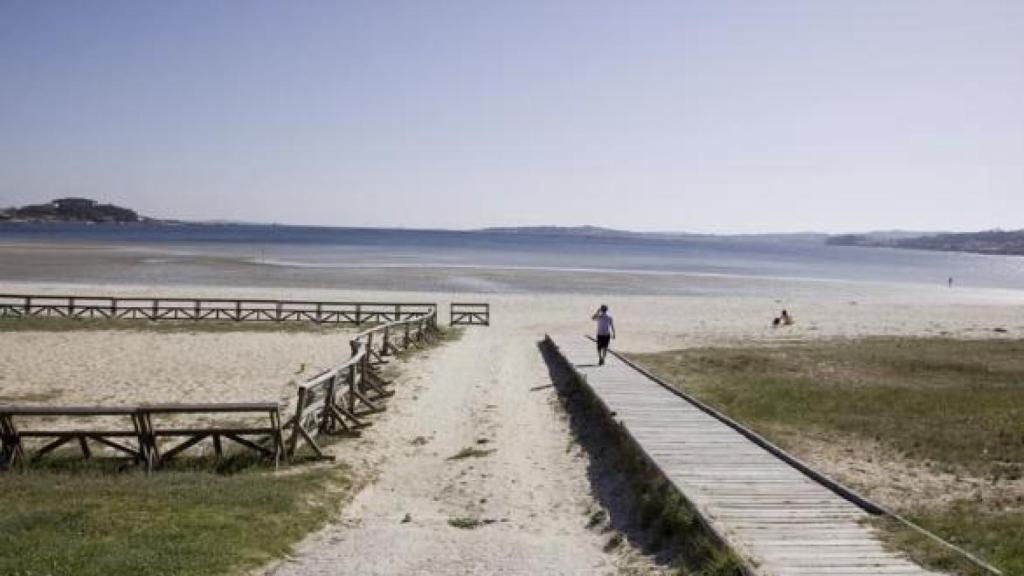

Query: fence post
[347,361,358,412]
[347,341,361,412]
[235,300,242,321]
[24,296,31,316]
[362,341,371,379]
[322,374,336,434]
[68,297,75,318]
[287,388,307,457]
[382,326,391,355]
[111,298,118,318]
[355,304,362,325]
[152,299,159,320]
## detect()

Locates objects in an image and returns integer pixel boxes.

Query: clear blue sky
[1,1,1021,233]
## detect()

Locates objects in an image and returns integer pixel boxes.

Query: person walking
[592,304,615,366]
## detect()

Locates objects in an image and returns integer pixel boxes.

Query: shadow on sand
[536,338,682,568]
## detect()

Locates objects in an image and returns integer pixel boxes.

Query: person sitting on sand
[592,304,615,366]
[780,309,794,325]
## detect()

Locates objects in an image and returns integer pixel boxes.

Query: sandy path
[268,325,656,575]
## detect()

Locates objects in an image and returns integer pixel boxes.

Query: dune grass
[0,457,352,576]
[631,337,1024,575]
[446,446,496,460]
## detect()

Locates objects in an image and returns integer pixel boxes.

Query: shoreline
[4,238,1024,297]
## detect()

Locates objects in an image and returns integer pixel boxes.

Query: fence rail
[0,403,283,470]
[284,307,438,458]
[0,304,441,470]
[0,294,435,325]
[450,302,489,326]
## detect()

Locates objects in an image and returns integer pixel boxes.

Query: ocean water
[1,222,1023,294]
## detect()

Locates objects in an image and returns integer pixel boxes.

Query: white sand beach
[3,278,1024,574]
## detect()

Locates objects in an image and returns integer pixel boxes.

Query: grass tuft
[446,447,496,461]
[447,516,495,529]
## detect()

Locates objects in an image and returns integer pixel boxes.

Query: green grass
[0,316,350,334]
[446,516,495,529]
[872,506,1022,576]
[633,338,1024,474]
[631,337,1024,575]
[0,460,353,576]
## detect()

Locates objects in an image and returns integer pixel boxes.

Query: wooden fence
[450,302,489,326]
[0,306,440,470]
[0,403,283,470]
[0,294,435,325]
[284,307,438,458]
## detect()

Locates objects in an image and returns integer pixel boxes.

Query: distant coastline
[2,198,1021,258]
[827,230,1024,257]
[0,197,166,225]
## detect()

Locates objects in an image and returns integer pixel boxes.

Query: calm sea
[1,222,1023,294]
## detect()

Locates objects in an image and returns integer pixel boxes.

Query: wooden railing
[0,403,283,471]
[450,302,489,326]
[0,307,440,469]
[0,294,435,325]
[282,307,439,458]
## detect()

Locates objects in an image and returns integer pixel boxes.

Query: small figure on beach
[773,309,794,327]
[948,276,954,288]
[592,304,615,366]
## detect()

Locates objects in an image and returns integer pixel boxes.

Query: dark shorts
[596,334,611,350]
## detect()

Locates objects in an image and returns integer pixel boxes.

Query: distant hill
[827,229,1024,256]
[0,198,157,224]
[480,225,827,243]
[481,225,644,238]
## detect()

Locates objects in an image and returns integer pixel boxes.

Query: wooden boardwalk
[548,335,940,576]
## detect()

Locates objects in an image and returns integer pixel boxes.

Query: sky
[0,1,1022,233]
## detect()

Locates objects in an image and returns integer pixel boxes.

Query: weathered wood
[547,334,943,576]
[450,302,490,326]
[2,305,444,472]
[0,293,437,326]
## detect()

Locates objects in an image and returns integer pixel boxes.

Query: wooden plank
[548,334,942,576]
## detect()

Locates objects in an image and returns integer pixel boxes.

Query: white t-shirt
[596,313,614,336]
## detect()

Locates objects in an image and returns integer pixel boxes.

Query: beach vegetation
[631,337,1024,575]
[0,457,354,576]
[446,516,495,529]
[446,447,496,460]
[0,389,64,403]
